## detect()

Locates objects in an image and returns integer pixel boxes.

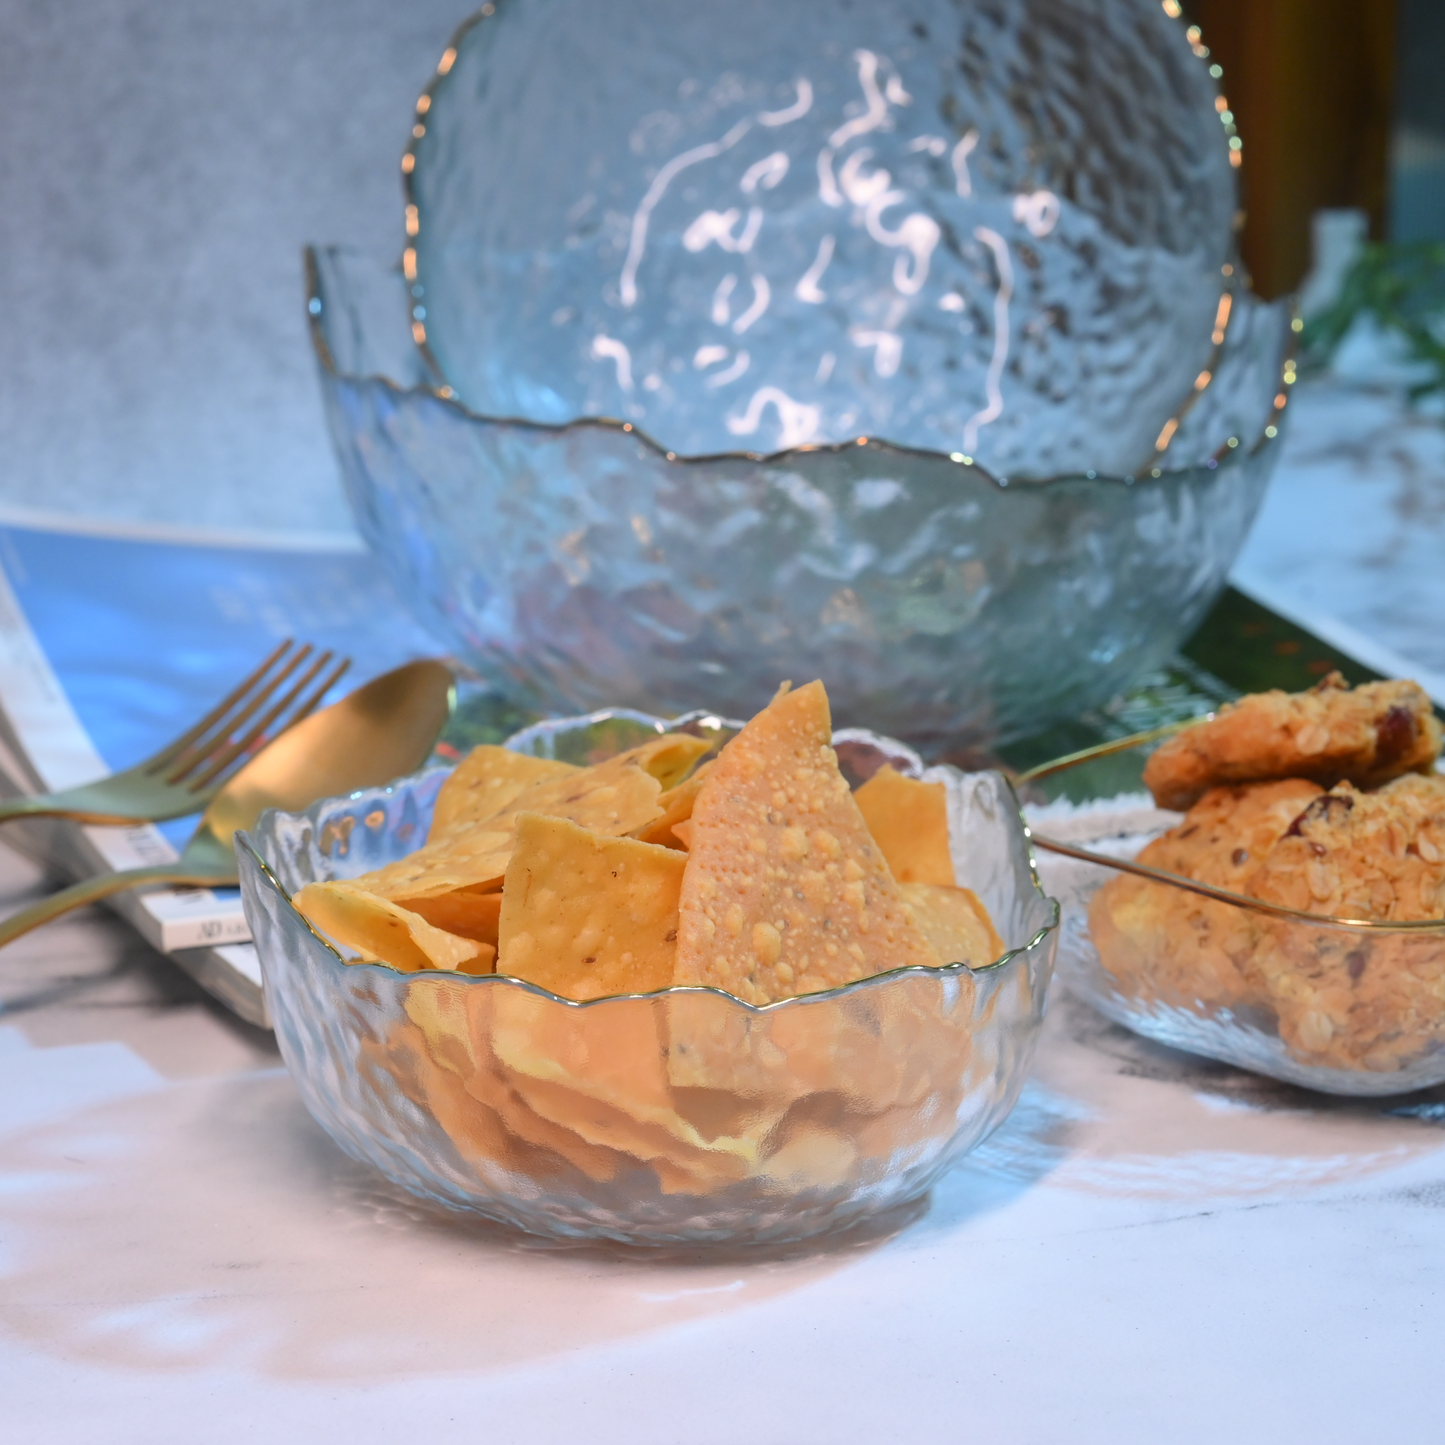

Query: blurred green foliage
[1302,240,1445,404]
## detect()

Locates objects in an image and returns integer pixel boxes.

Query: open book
[0,512,447,1027]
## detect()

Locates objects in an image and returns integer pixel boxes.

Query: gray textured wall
[0,0,469,535]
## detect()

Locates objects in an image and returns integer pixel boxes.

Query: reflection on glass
[409,0,1240,478]
[306,245,1290,748]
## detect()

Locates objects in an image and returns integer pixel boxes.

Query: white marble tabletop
[6,368,1445,1441]
[4,825,1445,1442]
[1232,352,1445,697]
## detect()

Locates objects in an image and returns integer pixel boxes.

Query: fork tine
[288,654,353,730]
[186,652,351,791]
[144,639,297,775]
[161,644,314,784]
[177,647,331,788]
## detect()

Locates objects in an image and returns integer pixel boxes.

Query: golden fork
[0,639,350,828]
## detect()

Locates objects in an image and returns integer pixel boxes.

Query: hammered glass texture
[1047,836,1445,1097]
[411,0,1236,478]
[310,246,1289,752]
[237,713,1058,1245]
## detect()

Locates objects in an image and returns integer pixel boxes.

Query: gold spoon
[0,659,454,950]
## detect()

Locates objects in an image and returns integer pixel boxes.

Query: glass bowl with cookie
[1027,672,1445,1096]
[236,681,1059,1246]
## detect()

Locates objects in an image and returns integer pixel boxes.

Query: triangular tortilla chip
[403,974,485,1075]
[363,1022,528,1175]
[632,760,713,848]
[396,887,502,947]
[487,989,762,1188]
[351,733,713,901]
[428,746,577,839]
[664,970,974,1117]
[853,765,955,886]
[674,681,943,1003]
[899,882,1003,967]
[497,813,685,1000]
[395,978,633,1184]
[294,880,494,974]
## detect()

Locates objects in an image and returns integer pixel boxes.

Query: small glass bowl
[1035,795,1445,1097]
[307,243,1293,753]
[236,710,1058,1246]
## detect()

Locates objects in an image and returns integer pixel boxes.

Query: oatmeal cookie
[1246,774,1445,1070]
[1088,780,1321,1012]
[1142,673,1441,811]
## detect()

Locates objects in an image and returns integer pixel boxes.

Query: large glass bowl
[307,243,1294,752]
[235,710,1059,1246]
[1036,799,1445,1096]
[405,0,1239,479]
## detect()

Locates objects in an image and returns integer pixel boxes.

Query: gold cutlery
[0,659,454,949]
[0,639,350,827]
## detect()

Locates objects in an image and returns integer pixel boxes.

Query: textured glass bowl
[308,243,1293,752]
[1040,813,1445,1096]
[236,710,1059,1246]
[406,0,1239,479]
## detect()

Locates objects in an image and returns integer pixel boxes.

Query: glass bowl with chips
[308,235,1293,753]
[236,699,1059,1247]
[1026,719,1445,1097]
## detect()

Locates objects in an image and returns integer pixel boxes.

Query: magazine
[0,511,447,1026]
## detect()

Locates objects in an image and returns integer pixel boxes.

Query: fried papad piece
[402,977,627,1182]
[428,746,577,839]
[497,813,685,1001]
[1087,779,1322,1011]
[361,980,523,1174]
[674,681,943,1004]
[900,882,1003,967]
[663,991,818,1107]
[397,887,502,948]
[633,760,713,849]
[756,1125,860,1189]
[404,975,486,1075]
[1142,672,1442,811]
[853,765,955,886]
[467,1065,631,1183]
[294,879,495,975]
[1242,774,1445,1069]
[665,970,970,1119]
[488,988,765,1188]
[362,1021,530,1176]
[348,733,712,903]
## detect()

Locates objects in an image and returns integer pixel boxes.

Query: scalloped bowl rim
[241,834,1058,1012]
[304,245,1296,489]
[241,706,1061,1013]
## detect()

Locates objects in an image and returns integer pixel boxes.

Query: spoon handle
[0,797,141,826]
[0,864,236,949]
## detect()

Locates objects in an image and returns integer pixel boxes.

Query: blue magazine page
[0,522,447,856]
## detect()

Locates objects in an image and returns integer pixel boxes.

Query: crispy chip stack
[295,681,1001,1003]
